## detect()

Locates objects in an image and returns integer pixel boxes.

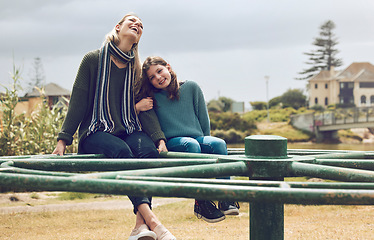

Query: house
[15,83,71,115]
[308,62,374,108]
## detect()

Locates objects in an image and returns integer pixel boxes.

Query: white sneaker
[128,224,157,240]
[153,224,176,240]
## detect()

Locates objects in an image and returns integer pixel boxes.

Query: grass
[1,197,373,240]
[256,122,312,142]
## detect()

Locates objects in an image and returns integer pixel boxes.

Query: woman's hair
[136,56,179,102]
[103,13,142,83]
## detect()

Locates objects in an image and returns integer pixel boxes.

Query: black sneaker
[218,201,240,215]
[194,200,226,223]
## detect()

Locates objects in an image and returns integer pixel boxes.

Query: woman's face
[116,16,143,44]
[147,64,172,90]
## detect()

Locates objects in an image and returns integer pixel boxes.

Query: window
[360,82,374,88]
[314,83,318,89]
[371,95,374,104]
[325,97,328,105]
[325,83,328,89]
[314,97,318,104]
[361,95,366,104]
[340,82,354,89]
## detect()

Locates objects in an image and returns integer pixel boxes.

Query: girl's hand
[136,97,153,113]
[157,139,168,153]
[52,140,67,156]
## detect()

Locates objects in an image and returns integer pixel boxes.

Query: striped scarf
[88,41,142,135]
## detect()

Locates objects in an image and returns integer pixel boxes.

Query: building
[15,83,71,115]
[308,62,374,108]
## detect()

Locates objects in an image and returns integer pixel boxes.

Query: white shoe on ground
[128,224,157,240]
[153,224,176,240]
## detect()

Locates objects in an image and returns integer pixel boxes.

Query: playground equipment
[1,135,374,239]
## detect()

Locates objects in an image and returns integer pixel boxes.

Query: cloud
[1,0,374,105]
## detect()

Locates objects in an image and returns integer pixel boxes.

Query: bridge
[290,106,374,142]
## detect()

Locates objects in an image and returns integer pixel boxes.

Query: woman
[52,14,175,240]
[137,56,240,224]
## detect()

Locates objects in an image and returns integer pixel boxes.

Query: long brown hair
[136,56,179,103]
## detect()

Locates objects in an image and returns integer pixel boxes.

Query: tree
[27,57,45,92]
[207,97,234,112]
[218,97,234,112]
[297,20,343,80]
[249,101,267,110]
[281,89,306,109]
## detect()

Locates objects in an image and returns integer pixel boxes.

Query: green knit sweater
[153,80,210,139]
[57,50,165,152]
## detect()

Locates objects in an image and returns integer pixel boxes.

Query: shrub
[211,129,246,144]
[0,64,78,156]
[209,112,256,132]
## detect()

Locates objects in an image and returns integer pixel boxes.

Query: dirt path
[0,192,187,214]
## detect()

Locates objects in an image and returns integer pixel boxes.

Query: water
[228,142,374,151]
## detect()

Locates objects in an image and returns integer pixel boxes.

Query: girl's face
[116,16,143,44]
[147,64,172,90]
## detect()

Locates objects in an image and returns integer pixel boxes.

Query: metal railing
[315,106,374,126]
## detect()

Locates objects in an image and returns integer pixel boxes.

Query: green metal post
[247,135,286,240]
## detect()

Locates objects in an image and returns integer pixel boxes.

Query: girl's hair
[136,56,179,102]
[103,13,142,83]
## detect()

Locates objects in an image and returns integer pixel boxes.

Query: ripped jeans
[166,136,229,180]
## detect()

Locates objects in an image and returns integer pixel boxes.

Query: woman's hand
[157,139,168,153]
[136,97,153,114]
[52,140,67,156]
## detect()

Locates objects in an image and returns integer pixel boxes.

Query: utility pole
[265,76,270,122]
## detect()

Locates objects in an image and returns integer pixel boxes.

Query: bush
[209,112,256,132]
[211,129,246,144]
[0,64,78,156]
[250,101,267,110]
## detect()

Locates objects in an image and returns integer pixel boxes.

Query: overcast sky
[1,0,374,109]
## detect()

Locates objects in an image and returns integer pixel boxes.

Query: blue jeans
[166,136,229,180]
[166,136,227,155]
[81,131,158,213]
[167,136,230,203]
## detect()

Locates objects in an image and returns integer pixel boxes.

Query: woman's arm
[55,51,97,151]
[52,139,67,156]
[138,109,167,147]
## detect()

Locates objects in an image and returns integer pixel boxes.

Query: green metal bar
[287,149,359,155]
[290,162,374,182]
[315,159,374,171]
[311,151,374,159]
[0,153,105,162]
[4,158,217,171]
[250,201,283,240]
[160,151,222,159]
[118,176,374,190]
[0,161,76,177]
[77,161,249,179]
[1,172,374,205]
[246,135,286,240]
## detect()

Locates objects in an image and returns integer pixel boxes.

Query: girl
[53,14,175,240]
[137,56,240,224]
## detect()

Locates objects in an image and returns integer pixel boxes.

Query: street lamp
[265,76,270,122]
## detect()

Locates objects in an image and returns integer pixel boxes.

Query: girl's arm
[135,97,153,114]
[193,83,211,136]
